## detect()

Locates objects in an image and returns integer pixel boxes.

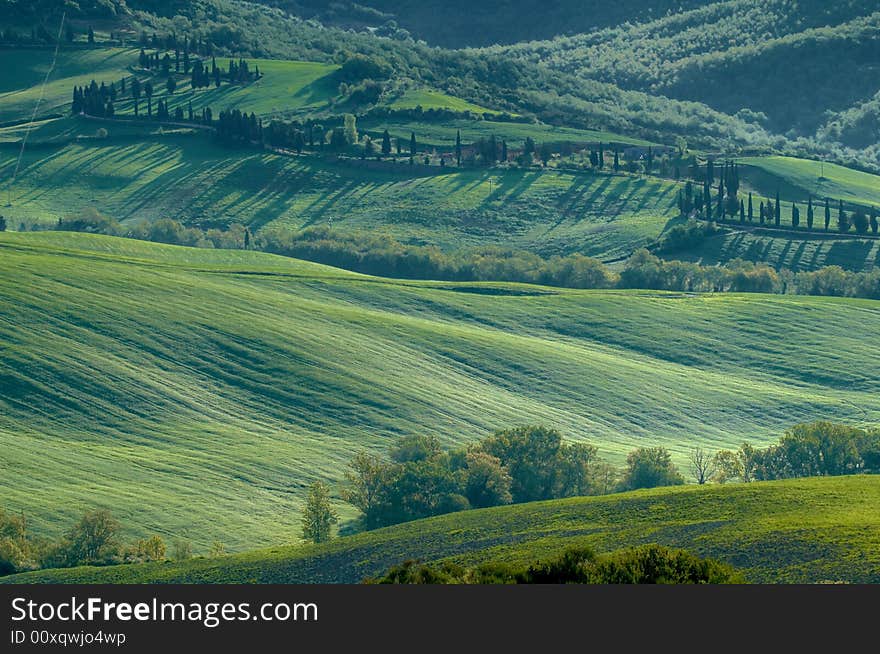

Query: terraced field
[1,232,879,550]
[6,476,879,584]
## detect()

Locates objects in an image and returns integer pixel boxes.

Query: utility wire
[8,12,66,207]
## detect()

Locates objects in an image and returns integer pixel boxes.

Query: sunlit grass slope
[0,47,134,123]
[7,476,879,584]
[681,229,880,272]
[739,156,880,209]
[2,233,880,549]
[0,137,678,259]
[387,88,500,114]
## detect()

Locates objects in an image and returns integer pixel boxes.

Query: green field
[739,156,880,209]
[113,59,342,119]
[387,88,500,114]
[0,47,134,124]
[6,476,879,584]
[2,232,880,550]
[0,135,678,260]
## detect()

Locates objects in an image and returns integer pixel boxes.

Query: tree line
[0,508,220,577]
[680,160,879,235]
[302,420,880,542]
[696,422,880,485]
[336,426,683,533]
[44,211,880,301]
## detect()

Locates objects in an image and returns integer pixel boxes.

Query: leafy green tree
[131,535,166,562]
[341,452,391,527]
[343,114,358,145]
[60,509,121,566]
[851,207,869,234]
[620,447,684,491]
[301,481,339,544]
[712,450,743,484]
[479,426,564,502]
[389,435,441,463]
[463,451,512,508]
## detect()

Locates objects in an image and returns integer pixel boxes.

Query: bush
[619,447,685,491]
[369,545,744,584]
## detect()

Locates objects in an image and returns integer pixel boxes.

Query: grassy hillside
[359,117,653,149]
[0,47,135,124]
[115,59,342,118]
[0,135,678,260]
[679,230,880,273]
[386,89,500,115]
[6,476,879,584]
[2,232,880,549]
[738,156,880,209]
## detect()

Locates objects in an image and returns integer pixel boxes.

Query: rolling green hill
[5,476,879,584]
[677,230,880,273]
[386,89,499,115]
[0,134,678,260]
[2,232,880,550]
[738,156,880,209]
[0,47,135,124]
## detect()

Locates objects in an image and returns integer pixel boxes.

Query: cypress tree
[381,129,391,156]
[702,179,711,218]
[774,191,781,226]
[871,207,878,235]
[455,130,462,166]
[760,202,765,225]
[410,132,416,156]
[825,198,831,231]
[807,197,814,230]
[838,200,848,232]
[740,199,745,223]
[598,143,604,170]
[747,192,753,222]
[613,149,620,172]
[501,140,508,162]
[792,203,800,228]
